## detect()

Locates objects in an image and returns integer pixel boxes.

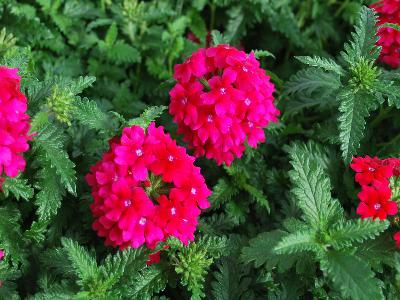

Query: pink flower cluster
[86,123,211,250]
[0,67,31,184]
[351,156,400,247]
[371,0,400,68]
[169,45,279,165]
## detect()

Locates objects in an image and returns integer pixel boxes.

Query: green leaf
[1,177,34,201]
[105,23,118,46]
[211,258,250,300]
[287,142,342,230]
[295,56,344,75]
[211,30,228,45]
[127,106,167,129]
[328,219,389,249]
[61,238,99,288]
[106,41,141,64]
[35,163,63,221]
[286,68,341,96]
[242,183,270,212]
[126,267,167,299]
[341,7,379,64]
[73,99,115,134]
[274,230,317,255]
[253,49,275,59]
[0,205,24,256]
[320,250,383,300]
[338,89,379,165]
[241,230,295,270]
[209,178,240,211]
[67,76,96,95]
[34,123,76,195]
[380,22,400,31]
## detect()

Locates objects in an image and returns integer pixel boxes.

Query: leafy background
[2,0,400,299]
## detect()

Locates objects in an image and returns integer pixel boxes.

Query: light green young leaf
[127,105,167,129]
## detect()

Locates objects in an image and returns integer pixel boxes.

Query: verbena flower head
[0,250,4,260]
[86,123,211,250]
[0,67,31,182]
[356,184,398,220]
[351,156,400,221]
[169,45,279,165]
[351,156,393,187]
[371,0,400,68]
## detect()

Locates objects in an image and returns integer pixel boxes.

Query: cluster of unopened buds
[170,45,279,165]
[371,0,400,68]
[351,156,400,247]
[0,67,31,188]
[86,123,211,257]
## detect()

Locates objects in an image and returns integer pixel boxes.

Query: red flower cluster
[371,0,400,68]
[351,156,400,247]
[0,67,31,186]
[169,45,279,165]
[86,123,211,250]
[351,156,398,220]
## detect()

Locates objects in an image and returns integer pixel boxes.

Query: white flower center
[136,149,143,157]
[182,218,188,223]
[220,88,226,95]
[244,98,251,106]
[191,188,197,195]
[374,203,381,210]
[368,167,375,172]
[242,66,248,72]
[171,207,176,215]
[181,97,188,105]
[113,175,119,182]
[207,115,213,123]
[124,199,132,207]
[139,217,147,225]
[248,121,254,128]
[168,155,174,162]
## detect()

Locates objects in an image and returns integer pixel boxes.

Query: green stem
[370,106,393,129]
[199,77,211,91]
[210,2,216,32]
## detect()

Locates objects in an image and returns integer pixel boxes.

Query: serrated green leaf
[274,230,317,255]
[34,123,76,195]
[338,89,379,165]
[295,56,344,75]
[127,105,167,129]
[1,177,34,201]
[320,250,384,300]
[287,142,342,230]
[328,219,389,249]
[286,67,341,96]
[61,238,99,288]
[241,230,294,270]
[73,99,115,134]
[341,7,380,64]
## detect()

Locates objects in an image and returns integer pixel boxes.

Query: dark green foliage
[1,1,400,299]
